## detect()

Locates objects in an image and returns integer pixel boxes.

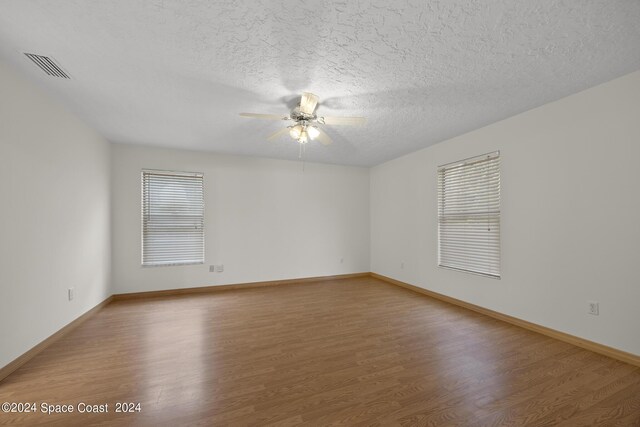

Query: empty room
[1,1,639,426]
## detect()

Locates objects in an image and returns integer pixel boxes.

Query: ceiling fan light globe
[289,124,303,139]
[298,131,309,144]
[307,126,320,140]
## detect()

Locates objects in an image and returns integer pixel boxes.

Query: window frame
[141,169,205,267]
[437,151,501,279]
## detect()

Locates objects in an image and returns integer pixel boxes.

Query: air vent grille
[24,53,70,79]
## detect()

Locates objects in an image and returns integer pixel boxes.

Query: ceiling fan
[239,92,366,146]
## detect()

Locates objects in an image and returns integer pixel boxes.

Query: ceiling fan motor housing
[290,106,317,122]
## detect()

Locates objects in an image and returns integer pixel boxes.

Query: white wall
[371,70,640,355]
[111,144,370,294]
[0,61,111,368]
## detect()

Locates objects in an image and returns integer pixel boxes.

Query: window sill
[141,262,204,268]
[438,265,501,280]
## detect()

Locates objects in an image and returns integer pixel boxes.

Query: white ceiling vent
[24,53,70,79]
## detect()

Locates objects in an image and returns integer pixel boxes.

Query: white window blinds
[142,170,204,266]
[438,152,501,278]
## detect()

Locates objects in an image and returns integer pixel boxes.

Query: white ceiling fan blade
[315,128,333,146]
[240,113,290,120]
[266,127,290,141]
[299,92,319,114]
[320,116,367,126]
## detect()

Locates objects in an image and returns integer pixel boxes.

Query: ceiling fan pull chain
[302,144,306,172]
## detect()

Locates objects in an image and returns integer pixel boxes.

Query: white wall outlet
[340,258,344,264]
[216,264,224,273]
[401,261,405,269]
[209,265,216,272]
[588,301,599,316]
[68,288,74,301]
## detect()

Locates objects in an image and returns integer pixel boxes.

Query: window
[438,152,500,278]
[141,170,204,266]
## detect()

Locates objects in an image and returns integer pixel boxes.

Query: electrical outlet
[209,265,215,272]
[401,261,405,269]
[588,301,599,316]
[216,264,224,273]
[340,258,344,264]
[68,288,74,301]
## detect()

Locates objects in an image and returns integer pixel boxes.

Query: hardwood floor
[1,276,639,426]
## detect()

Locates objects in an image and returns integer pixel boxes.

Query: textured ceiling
[1,1,639,166]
